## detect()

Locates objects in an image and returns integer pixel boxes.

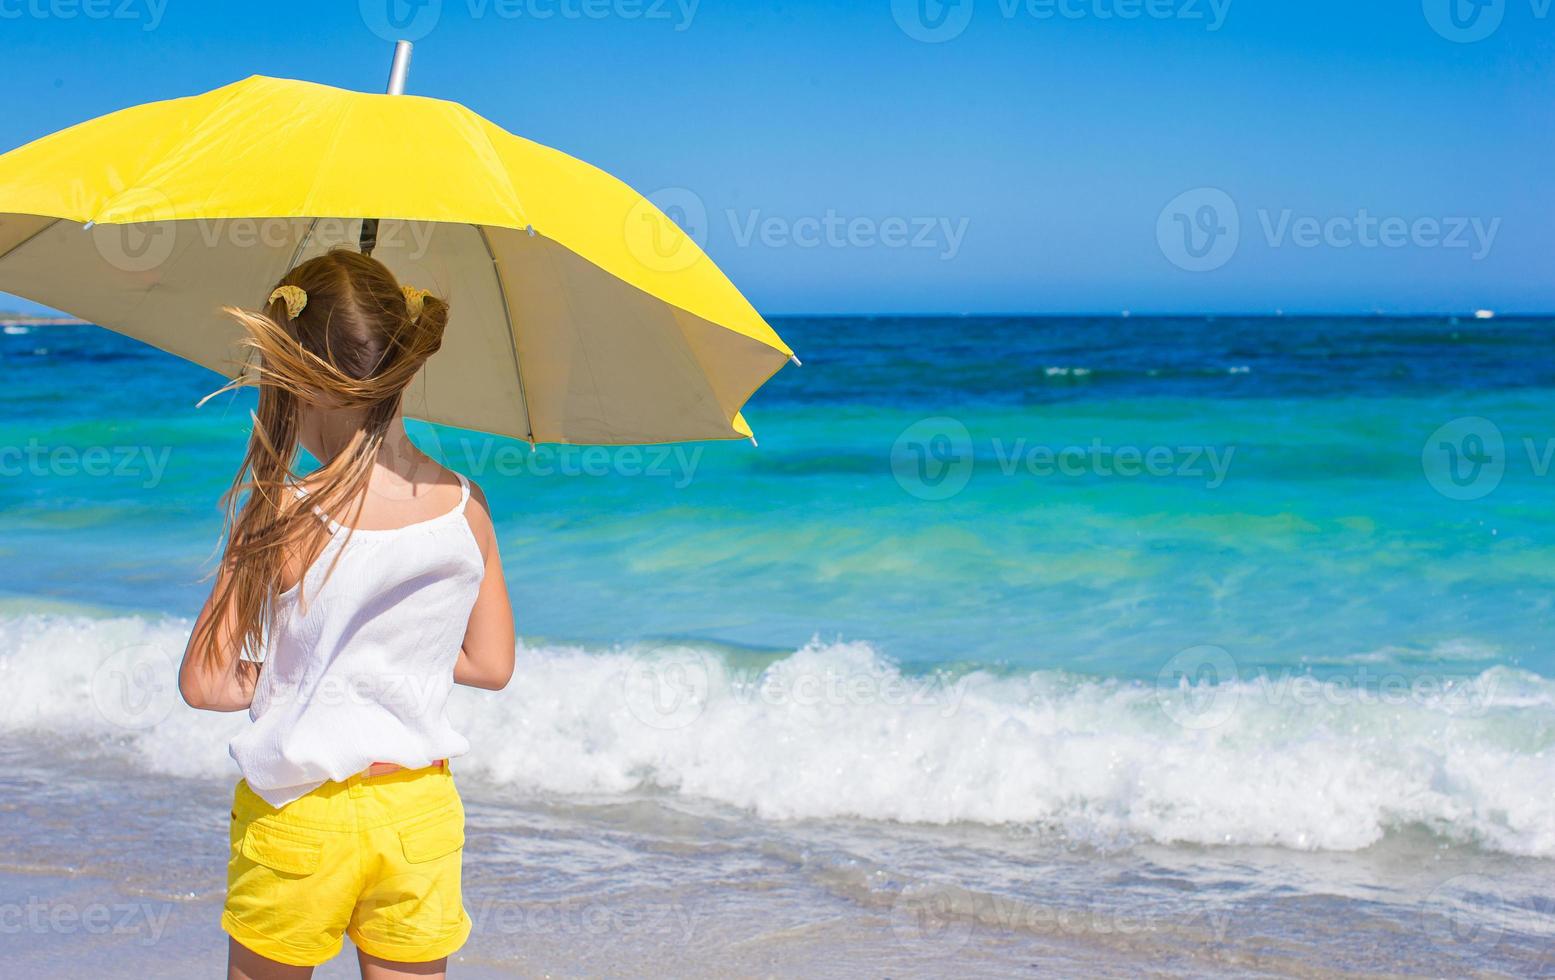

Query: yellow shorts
[223,764,472,967]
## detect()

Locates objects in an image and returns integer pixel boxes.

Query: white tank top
[228,472,485,807]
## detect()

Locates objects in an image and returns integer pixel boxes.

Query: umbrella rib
[285,217,321,271]
[662,305,756,436]
[473,117,530,229]
[0,216,63,266]
[476,224,533,445]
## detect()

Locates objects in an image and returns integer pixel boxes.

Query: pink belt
[362,759,446,778]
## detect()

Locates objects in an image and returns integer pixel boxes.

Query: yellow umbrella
[0,45,795,445]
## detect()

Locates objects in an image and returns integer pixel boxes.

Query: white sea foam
[2,613,1552,857]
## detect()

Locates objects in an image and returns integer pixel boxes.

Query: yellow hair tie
[401,285,430,322]
[268,285,307,319]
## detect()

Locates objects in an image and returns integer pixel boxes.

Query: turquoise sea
[8,315,1555,676]
[3,315,1554,975]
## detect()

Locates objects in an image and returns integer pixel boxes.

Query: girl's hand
[454,480,516,691]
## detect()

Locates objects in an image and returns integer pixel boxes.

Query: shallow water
[2,738,1551,977]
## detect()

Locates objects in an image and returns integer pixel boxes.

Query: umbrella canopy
[0,74,794,445]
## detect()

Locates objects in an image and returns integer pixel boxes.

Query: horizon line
[4,309,1551,325]
[763,310,1552,319]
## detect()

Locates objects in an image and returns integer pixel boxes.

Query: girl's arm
[179,562,260,711]
[454,481,517,691]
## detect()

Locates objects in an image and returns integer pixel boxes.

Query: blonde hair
[190,248,449,677]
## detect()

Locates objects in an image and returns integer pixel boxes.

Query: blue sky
[2,0,1551,314]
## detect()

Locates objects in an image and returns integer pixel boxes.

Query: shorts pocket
[398,808,464,864]
[240,821,324,877]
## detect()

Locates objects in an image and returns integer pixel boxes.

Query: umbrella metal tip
[386,41,414,96]
[789,354,802,367]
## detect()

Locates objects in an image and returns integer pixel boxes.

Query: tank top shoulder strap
[454,471,471,512]
[290,483,343,534]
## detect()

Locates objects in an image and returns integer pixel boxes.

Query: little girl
[177,249,516,980]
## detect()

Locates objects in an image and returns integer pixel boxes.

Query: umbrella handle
[360,40,414,257]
